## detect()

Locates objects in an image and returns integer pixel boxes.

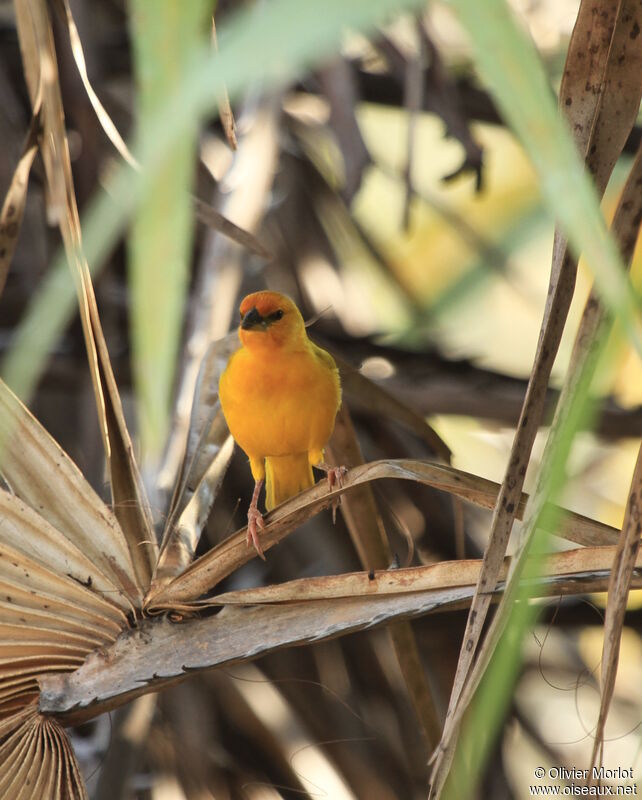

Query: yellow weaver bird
[219,291,345,558]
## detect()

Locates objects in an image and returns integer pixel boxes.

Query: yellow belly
[219,344,340,461]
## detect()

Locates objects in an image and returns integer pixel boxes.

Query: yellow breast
[219,342,340,460]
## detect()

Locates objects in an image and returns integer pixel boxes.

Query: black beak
[241,307,266,331]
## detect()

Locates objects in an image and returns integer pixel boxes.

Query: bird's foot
[316,462,348,523]
[246,505,266,561]
[325,464,348,491]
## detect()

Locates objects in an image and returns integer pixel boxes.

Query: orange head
[238,291,306,350]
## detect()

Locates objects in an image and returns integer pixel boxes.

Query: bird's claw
[246,506,266,560]
[326,465,348,524]
[326,465,348,491]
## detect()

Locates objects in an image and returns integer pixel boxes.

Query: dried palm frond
[0,0,641,797]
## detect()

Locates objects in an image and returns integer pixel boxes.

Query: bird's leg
[247,478,266,560]
[315,461,348,523]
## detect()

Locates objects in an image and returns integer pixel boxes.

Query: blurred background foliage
[0,0,640,797]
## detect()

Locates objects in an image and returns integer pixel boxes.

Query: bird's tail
[265,453,314,511]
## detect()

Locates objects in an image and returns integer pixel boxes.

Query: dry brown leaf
[589,441,642,778]
[327,404,442,751]
[0,490,132,614]
[150,431,233,588]
[0,706,87,800]
[146,458,618,609]
[95,346,157,590]
[0,114,39,299]
[446,124,642,784]
[0,676,63,704]
[150,336,238,591]
[0,382,134,741]
[327,404,391,569]
[0,581,122,639]
[0,606,107,647]
[0,541,127,632]
[51,0,137,168]
[0,624,105,653]
[582,0,642,191]
[42,725,60,798]
[549,144,642,466]
[0,500,125,797]
[0,704,34,739]
[430,11,642,788]
[210,544,642,605]
[0,379,140,609]
[0,655,87,672]
[164,335,237,523]
[51,0,270,274]
[0,642,88,660]
[13,0,157,593]
[0,538,123,714]
[39,549,642,724]
[437,0,642,768]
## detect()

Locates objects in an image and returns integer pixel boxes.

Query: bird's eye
[273,309,284,320]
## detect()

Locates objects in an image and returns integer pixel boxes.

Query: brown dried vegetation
[0,0,640,797]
